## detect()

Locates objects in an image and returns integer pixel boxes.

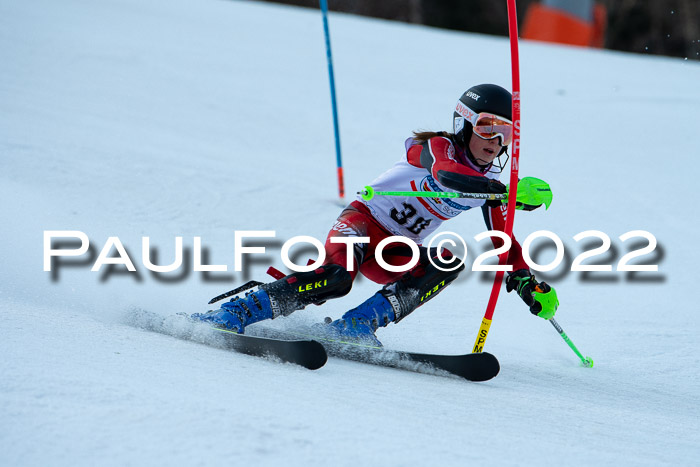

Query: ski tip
[465,351,500,382]
[481,352,500,381]
[304,340,328,370]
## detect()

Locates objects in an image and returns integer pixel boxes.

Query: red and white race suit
[363,136,501,242]
[324,136,528,285]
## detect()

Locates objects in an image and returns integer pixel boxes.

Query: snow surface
[2,0,700,465]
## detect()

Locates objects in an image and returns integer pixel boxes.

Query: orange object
[591,3,607,48]
[522,3,606,48]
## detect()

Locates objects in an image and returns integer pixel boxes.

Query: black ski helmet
[453,83,512,150]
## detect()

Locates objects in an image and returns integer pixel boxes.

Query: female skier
[193,83,558,345]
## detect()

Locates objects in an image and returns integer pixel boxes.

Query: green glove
[505,269,559,320]
[504,177,553,211]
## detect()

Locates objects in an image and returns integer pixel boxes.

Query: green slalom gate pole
[549,318,594,367]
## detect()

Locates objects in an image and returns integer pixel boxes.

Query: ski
[208,327,328,370]
[125,309,327,370]
[321,338,498,382]
[249,328,500,382]
[125,309,497,379]
[324,340,499,381]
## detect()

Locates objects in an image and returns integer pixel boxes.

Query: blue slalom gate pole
[319,0,345,200]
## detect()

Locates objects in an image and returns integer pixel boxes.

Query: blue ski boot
[191,289,273,333]
[323,291,398,347]
[192,264,354,334]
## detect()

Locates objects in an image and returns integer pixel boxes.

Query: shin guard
[382,260,464,323]
[261,263,352,317]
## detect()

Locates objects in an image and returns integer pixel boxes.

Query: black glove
[505,269,558,319]
[485,179,507,194]
[515,202,542,211]
[436,171,506,194]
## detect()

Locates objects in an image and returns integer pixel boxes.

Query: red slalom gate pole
[472,0,522,353]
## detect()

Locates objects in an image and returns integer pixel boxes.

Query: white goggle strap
[455,101,479,126]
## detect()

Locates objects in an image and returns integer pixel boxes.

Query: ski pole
[549,318,594,367]
[358,185,507,202]
[359,178,553,208]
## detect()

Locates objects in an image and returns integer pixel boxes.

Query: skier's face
[468,132,503,166]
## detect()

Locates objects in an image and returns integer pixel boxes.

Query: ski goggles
[455,102,513,146]
[473,113,513,146]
